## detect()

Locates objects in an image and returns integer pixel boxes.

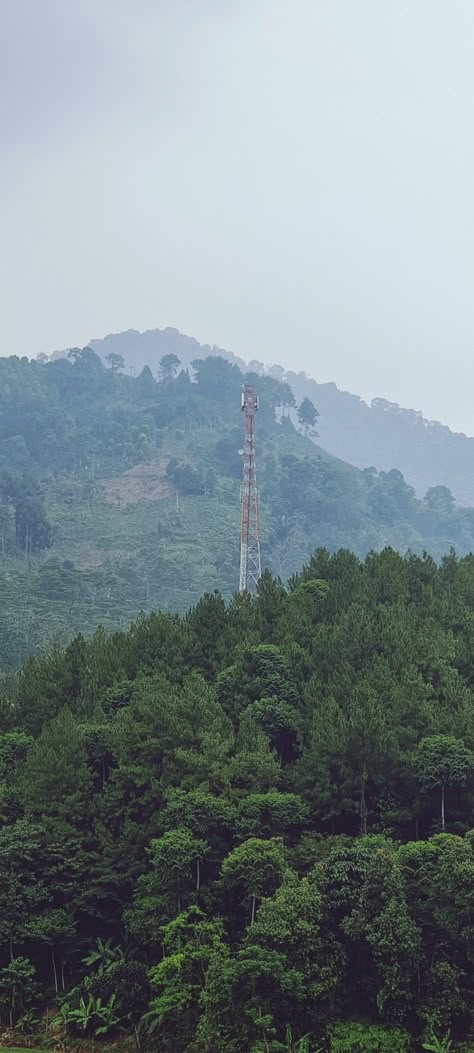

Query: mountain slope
[83,325,474,504]
[2,347,474,670]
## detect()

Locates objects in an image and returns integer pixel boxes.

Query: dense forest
[86,326,474,505]
[0,550,474,1050]
[3,348,474,670]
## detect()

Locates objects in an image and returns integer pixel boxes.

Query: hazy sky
[2,1,474,433]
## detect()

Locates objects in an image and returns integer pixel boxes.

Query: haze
[1,0,474,433]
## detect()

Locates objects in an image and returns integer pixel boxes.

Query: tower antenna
[239,384,262,593]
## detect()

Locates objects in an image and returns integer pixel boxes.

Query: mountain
[2,544,474,1050]
[81,326,474,505]
[287,371,474,506]
[2,347,474,670]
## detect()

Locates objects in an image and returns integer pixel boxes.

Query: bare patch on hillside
[101,459,174,505]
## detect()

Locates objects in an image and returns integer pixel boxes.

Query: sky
[1,1,474,433]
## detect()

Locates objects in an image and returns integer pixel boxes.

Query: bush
[328,1022,410,1053]
[86,960,151,1024]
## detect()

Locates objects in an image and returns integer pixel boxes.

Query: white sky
[1,0,474,433]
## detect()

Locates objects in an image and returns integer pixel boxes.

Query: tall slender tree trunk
[251,893,256,924]
[441,782,445,832]
[196,857,200,894]
[52,947,58,994]
[360,771,368,836]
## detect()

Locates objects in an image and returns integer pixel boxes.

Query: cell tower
[239,384,262,593]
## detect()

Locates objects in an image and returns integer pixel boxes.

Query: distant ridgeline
[83,325,474,505]
[0,550,474,1049]
[1,346,474,669]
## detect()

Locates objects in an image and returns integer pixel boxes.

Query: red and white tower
[239,384,262,593]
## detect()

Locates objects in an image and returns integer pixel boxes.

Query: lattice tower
[239,384,261,593]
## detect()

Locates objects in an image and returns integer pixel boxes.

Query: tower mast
[239,384,262,593]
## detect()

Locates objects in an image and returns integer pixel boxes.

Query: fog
[1,0,474,432]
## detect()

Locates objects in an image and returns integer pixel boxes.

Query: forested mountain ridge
[1,549,474,1050]
[2,347,474,671]
[75,325,474,505]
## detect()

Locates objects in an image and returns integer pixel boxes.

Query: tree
[398,834,474,1036]
[86,960,150,1033]
[297,397,319,435]
[1,474,52,558]
[191,356,242,400]
[160,789,236,855]
[28,908,75,993]
[247,698,300,764]
[105,352,125,373]
[278,382,296,416]
[221,838,286,924]
[0,820,48,960]
[21,707,93,820]
[198,940,291,1053]
[268,365,286,382]
[250,872,342,1037]
[414,736,474,831]
[149,828,209,913]
[346,685,390,836]
[159,354,181,381]
[137,363,155,394]
[424,486,455,515]
[0,957,36,1027]
[145,908,224,1052]
[217,644,299,721]
[236,793,308,842]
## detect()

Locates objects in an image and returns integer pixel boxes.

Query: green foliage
[422,1037,454,1053]
[83,936,124,974]
[4,350,474,672]
[53,992,120,1036]
[414,736,474,830]
[0,957,36,1028]
[221,838,287,923]
[144,908,224,1051]
[86,960,150,1025]
[148,828,209,913]
[415,736,474,793]
[297,397,319,434]
[328,1021,410,1052]
[3,531,474,1048]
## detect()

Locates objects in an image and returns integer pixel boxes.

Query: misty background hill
[71,326,474,506]
[2,344,474,670]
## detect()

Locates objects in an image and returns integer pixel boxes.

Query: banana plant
[423,1036,453,1053]
[82,936,124,975]
[284,1027,323,1053]
[250,1025,323,1053]
[52,993,120,1036]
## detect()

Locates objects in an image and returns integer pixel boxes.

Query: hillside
[3,347,474,670]
[81,325,474,505]
[1,547,474,1050]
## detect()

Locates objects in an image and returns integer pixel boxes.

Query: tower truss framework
[239,384,262,593]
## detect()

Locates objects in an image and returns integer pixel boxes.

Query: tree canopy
[0,549,473,1048]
